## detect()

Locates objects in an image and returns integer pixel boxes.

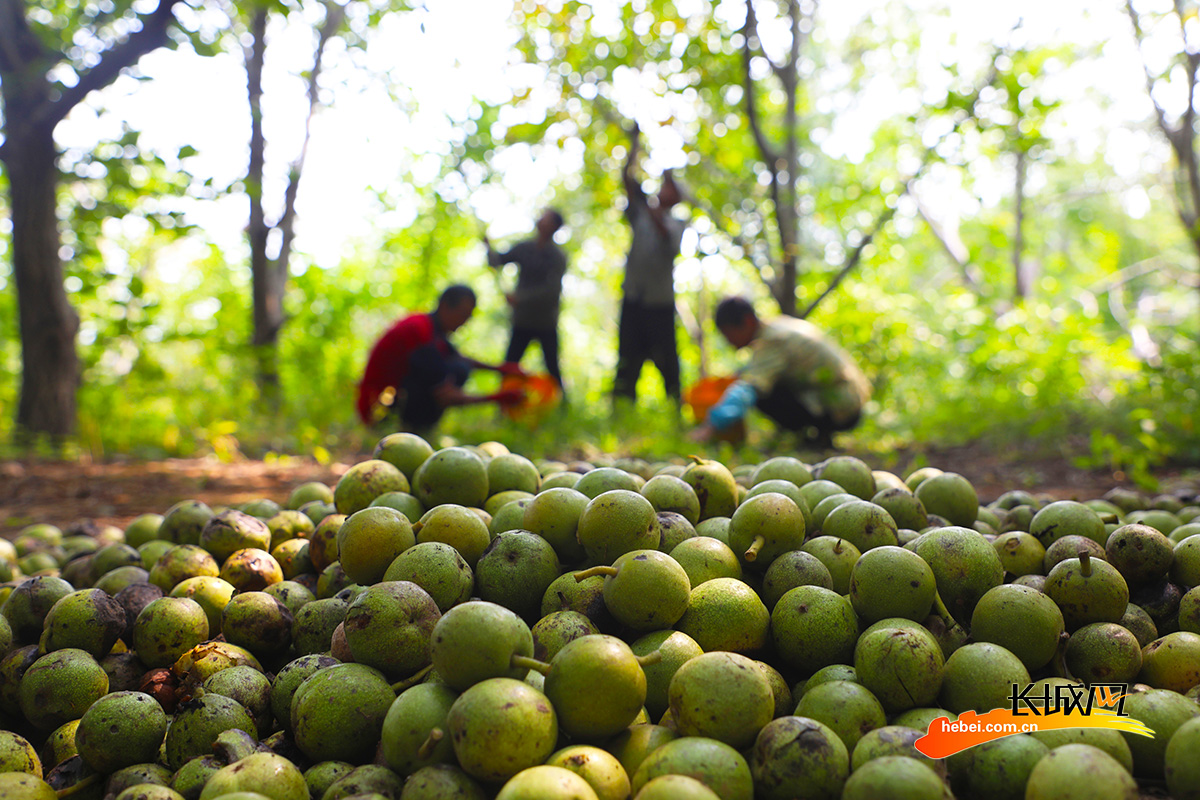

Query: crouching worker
[692,296,871,449]
[356,284,525,434]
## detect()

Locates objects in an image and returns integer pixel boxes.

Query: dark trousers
[613,299,680,402]
[506,326,563,389]
[756,383,860,446]
[397,343,470,430]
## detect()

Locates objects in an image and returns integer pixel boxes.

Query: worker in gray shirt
[612,124,688,405]
[485,208,568,396]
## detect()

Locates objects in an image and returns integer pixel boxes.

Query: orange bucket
[685,375,738,422]
[500,373,562,421]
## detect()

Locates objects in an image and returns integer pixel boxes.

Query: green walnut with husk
[574,467,640,499]
[343,581,441,681]
[576,490,662,564]
[380,682,457,776]
[522,634,656,740]
[992,531,1046,577]
[446,677,558,784]
[1166,716,1200,800]
[474,531,562,623]
[290,663,396,764]
[1138,631,1200,693]
[488,497,533,533]
[203,665,273,739]
[913,471,978,527]
[851,726,944,777]
[853,622,944,713]
[199,510,272,564]
[334,458,410,516]
[413,447,489,509]
[131,596,210,669]
[908,525,1004,626]
[849,545,936,623]
[494,765,599,800]
[680,457,740,521]
[793,680,887,754]
[164,693,257,771]
[0,774,57,800]
[841,755,949,800]
[486,452,542,495]
[728,492,807,568]
[75,690,168,774]
[630,630,702,720]
[148,544,219,593]
[632,736,752,800]
[382,541,473,613]
[1065,622,1143,685]
[949,733,1048,800]
[413,504,492,569]
[1105,523,1175,588]
[159,499,214,546]
[771,585,859,675]
[269,654,339,731]
[38,587,126,658]
[1045,551,1130,630]
[430,600,535,691]
[2,575,74,644]
[800,536,861,594]
[970,583,1065,672]
[198,752,308,800]
[938,642,1030,714]
[670,536,743,588]
[667,650,774,749]
[322,763,407,800]
[750,716,847,800]
[544,745,631,800]
[0,730,41,777]
[820,500,899,553]
[675,576,770,653]
[220,591,294,663]
[750,455,812,487]
[573,549,690,631]
[531,610,599,662]
[1030,500,1107,548]
[640,474,702,525]
[1025,744,1137,800]
[523,487,590,564]
[336,506,415,586]
[814,455,876,500]
[372,432,434,482]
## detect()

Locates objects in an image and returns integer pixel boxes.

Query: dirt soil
[3,442,1197,536]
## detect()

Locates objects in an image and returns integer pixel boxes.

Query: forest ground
[4,441,1198,535]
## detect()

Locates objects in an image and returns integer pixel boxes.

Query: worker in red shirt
[357,285,524,431]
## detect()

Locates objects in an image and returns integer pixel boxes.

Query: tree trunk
[1013,147,1030,300]
[245,7,282,401]
[6,128,79,440]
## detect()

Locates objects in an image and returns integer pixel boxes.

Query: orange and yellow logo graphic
[915,683,1155,758]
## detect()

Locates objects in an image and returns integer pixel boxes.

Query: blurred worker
[356,284,524,433]
[484,208,568,398]
[612,123,688,406]
[692,296,871,449]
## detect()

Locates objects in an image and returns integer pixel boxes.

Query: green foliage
[0,0,1197,482]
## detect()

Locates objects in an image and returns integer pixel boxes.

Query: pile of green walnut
[1,434,1199,800]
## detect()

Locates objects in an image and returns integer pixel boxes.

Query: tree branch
[39,0,181,131]
[0,0,51,76]
[273,1,345,283]
[741,0,778,165]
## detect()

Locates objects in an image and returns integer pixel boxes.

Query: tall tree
[245,0,346,399]
[1125,0,1200,316]
[0,0,194,440]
